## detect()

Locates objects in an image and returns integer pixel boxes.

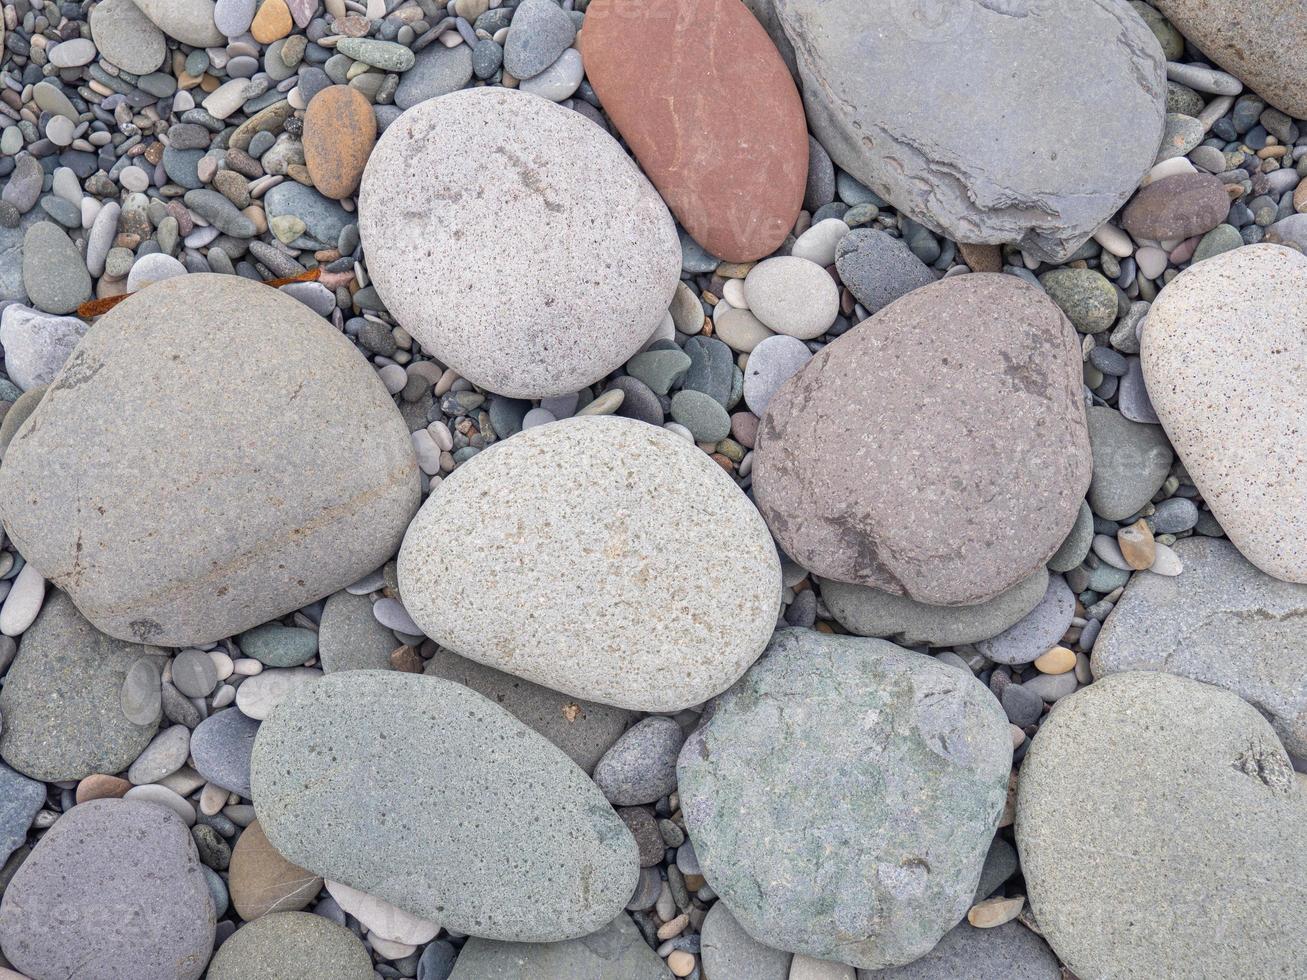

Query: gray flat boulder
[1016,672,1307,979]
[759,0,1166,262]
[250,670,638,942]
[857,921,1060,979]
[0,274,420,646]
[1092,536,1307,756]
[448,914,672,979]
[679,630,1011,970]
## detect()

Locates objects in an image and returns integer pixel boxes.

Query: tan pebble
[1295,182,1307,214]
[656,913,688,940]
[229,819,323,920]
[199,73,221,93]
[1011,724,1026,749]
[199,782,229,816]
[1034,645,1076,675]
[75,773,132,803]
[1117,518,1156,570]
[683,873,705,891]
[667,950,695,977]
[242,205,267,234]
[958,241,1003,272]
[967,895,1025,928]
[251,0,292,42]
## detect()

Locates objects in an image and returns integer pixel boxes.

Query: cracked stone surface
[753,274,1091,606]
[250,670,639,943]
[1092,536,1307,757]
[0,273,420,647]
[1016,671,1307,979]
[358,87,682,399]
[678,629,1011,971]
[754,0,1167,262]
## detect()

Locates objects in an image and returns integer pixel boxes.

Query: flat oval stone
[303,86,375,201]
[758,0,1166,262]
[359,88,680,399]
[1121,172,1230,242]
[0,274,420,646]
[207,911,373,980]
[22,222,90,315]
[1143,245,1307,581]
[754,274,1091,605]
[229,819,322,920]
[1016,671,1307,978]
[0,799,215,980]
[318,590,395,673]
[89,0,167,75]
[581,0,806,262]
[1154,0,1307,117]
[679,629,1011,970]
[191,707,261,797]
[449,914,671,979]
[397,416,780,712]
[0,592,164,781]
[743,256,839,340]
[250,670,639,942]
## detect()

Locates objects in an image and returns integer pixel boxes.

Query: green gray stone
[1047,500,1093,572]
[238,623,318,667]
[335,37,415,71]
[679,629,1011,970]
[0,591,164,781]
[21,223,91,315]
[669,388,730,442]
[1129,0,1184,60]
[625,348,691,396]
[859,921,1060,979]
[448,914,671,979]
[701,901,792,980]
[1038,268,1117,333]
[317,590,395,673]
[1085,405,1173,521]
[206,911,372,980]
[1192,223,1244,263]
[0,385,43,459]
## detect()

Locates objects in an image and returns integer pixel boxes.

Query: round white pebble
[789,217,849,267]
[743,256,839,341]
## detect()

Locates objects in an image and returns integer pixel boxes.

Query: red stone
[581,0,807,263]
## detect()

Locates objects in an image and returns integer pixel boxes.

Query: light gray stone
[1085,405,1173,521]
[743,334,812,418]
[448,914,672,979]
[21,223,90,315]
[1093,536,1307,756]
[130,0,224,46]
[250,670,639,942]
[974,575,1075,666]
[679,630,1011,970]
[206,911,373,980]
[0,799,215,980]
[700,901,792,980]
[592,716,683,805]
[0,304,88,391]
[89,0,167,75]
[359,88,680,399]
[758,0,1166,262]
[1016,672,1307,979]
[503,0,576,80]
[857,922,1060,980]
[1142,244,1307,582]
[398,416,780,713]
[0,274,420,646]
[318,590,396,673]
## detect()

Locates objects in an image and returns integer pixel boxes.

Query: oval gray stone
[21,223,91,315]
[206,911,373,980]
[678,629,1012,970]
[700,901,792,980]
[834,228,936,315]
[1085,405,1173,522]
[592,716,683,805]
[318,590,396,673]
[0,274,420,647]
[448,913,671,979]
[250,670,639,942]
[973,575,1075,666]
[191,707,261,797]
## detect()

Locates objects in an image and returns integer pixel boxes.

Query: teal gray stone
[682,335,733,407]
[448,914,671,979]
[163,146,205,189]
[1086,405,1173,520]
[669,388,729,442]
[184,188,257,237]
[821,568,1048,648]
[0,592,164,782]
[206,911,373,980]
[335,38,415,72]
[1092,536,1307,756]
[0,762,43,866]
[625,348,690,396]
[263,181,352,249]
[678,629,1011,970]
[318,590,395,673]
[1048,500,1093,572]
[250,670,639,941]
[21,223,90,315]
[487,396,530,439]
[238,623,319,667]
[1192,223,1244,263]
[1038,268,1117,333]
[973,836,1018,902]
[395,42,474,110]
[700,901,792,980]
[858,921,1060,979]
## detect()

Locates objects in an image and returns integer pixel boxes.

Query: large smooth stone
[423,647,634,774]
[228,819,322,921]
[0,799,215,980]
[359,88,680,399]
[678,630,1011,969]
[317,590,395,673]
[858,921,1061,979]
[1016,672,1307,978]
[0,274,419,646]
[581,0,806,263]
[754,274,1090,605]
[701,901,792,980]
[0,591,164,782]
[1154,1,1307,117]
[206,911,373,980]
[250,670,639,942]
[130,0,224,46]
[757,0,1166,262]
[1143,244,1307,582]
[398,416,780,712]
[1092,536,1307,757]
[821,568,1049,648]
[89,0,168,74]
[448,914,672,979]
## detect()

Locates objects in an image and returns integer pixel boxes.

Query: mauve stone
[754,274,1091,606]
[1121,173,1230,242]
[581,0,806,263]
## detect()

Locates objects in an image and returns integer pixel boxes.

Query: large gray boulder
[678,630,1012,970]
[448,914,672,979]
[0,273,420,646]
[756,0,1166,262]
[1092,536,1307,757]
[1017,671,1307,978]
[250,670,638,942]
[857,921,1060,979]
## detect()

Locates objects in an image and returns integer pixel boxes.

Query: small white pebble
[0,564,45,637]
[231,658,264,677]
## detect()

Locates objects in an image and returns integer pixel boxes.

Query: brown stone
[1121,173,1229,242]
[967,895,1025,929]
[1117,518,1156,570]
[228,819,323,921]
[251,0,292,43]
[958,242,1003,273]
[75,774,132,804]
[754,274,1091,606]
[580,0,806,263]
[302,85,376,201]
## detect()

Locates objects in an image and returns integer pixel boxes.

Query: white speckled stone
[397,415,780,711]
[359,88,681,398]
[1143,244,1307,583]
[744,256,839,340]
[0,304,88,391]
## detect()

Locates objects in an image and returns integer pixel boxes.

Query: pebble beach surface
[0,0,1304,978]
